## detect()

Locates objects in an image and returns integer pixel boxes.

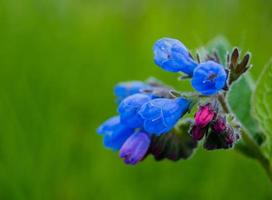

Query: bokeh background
[0,0,272,199]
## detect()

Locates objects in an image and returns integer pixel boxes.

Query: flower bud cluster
[190,104,239,150]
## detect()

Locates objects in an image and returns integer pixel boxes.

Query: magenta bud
[212,115,226,133]
[194,104,216,128]
[191,125,205,141]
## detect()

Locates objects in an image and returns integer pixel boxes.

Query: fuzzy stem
[240,129,272,182]
[217,93,272,182]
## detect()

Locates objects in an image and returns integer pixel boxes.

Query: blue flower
[114,81,149,103]
[191,61,227,95]
[118,93,152,128]
[153,38,197,75]
[138,97,190,135]
[119,131,151,165]
[97,116,134,151]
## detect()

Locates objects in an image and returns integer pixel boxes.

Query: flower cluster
[98,80,191,164]
[153,38,227,95]
[190,103,239,149]
[97,37,247,165]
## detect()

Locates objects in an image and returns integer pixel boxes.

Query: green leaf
[228,74,263,144]
[253,60,272,159]
[206,36,231,65]
[196,36,231,65]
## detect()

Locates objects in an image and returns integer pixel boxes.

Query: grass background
[0,0,272,199]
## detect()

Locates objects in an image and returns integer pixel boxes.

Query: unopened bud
[190,125,206,141]
[211,115,227,133]
[194,104,216,128]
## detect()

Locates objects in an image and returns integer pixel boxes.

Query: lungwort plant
[97,36,272,182]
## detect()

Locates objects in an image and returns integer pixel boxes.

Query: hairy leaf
[196,36,231,65]
[228,74,263,144]
[206,36,231,65]
[253,61,272,158]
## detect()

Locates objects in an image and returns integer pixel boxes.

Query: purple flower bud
[203,125,239,150]
[224,126,238,146]
[211,115,227,133]
[119,132,151,165]
[190,125,206,141]
[225,134,235,145]
[194,104,215,128]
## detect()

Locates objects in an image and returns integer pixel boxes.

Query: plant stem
[217,94,272,182]
[240,129,272,182]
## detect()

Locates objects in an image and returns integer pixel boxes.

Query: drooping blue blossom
[97,116,134,151]
[114,81,149,103]
[118,93,153,128]
[138,97,190,135]
[191,61,227,95]
[119,131,151,165]
[153,38,197,75]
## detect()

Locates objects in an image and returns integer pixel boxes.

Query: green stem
[240,130,272,182]
[217,94,272,182]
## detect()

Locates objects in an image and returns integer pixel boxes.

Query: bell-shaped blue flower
[119,131,151,165]
[97,116,134,151]
[118,93,152,128]
[114,81,149,103]
[153,38,197,75]
[191,61,227,96]
[138,97,190,135]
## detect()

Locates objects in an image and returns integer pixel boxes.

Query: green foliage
[254,61,272,159]
[207,36,231,64]
[196,36,230,65]
[228,75,263,143]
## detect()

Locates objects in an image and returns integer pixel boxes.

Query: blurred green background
[0,0,272,199]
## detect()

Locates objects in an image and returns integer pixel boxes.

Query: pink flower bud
[194,104,215,128]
